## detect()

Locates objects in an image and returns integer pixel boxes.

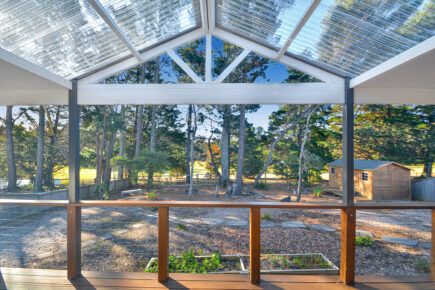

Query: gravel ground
[0,184,431,276]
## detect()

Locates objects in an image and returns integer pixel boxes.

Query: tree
[234,105,246,195]
[5,106,17,191]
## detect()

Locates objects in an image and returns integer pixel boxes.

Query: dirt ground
[0,183,431,277]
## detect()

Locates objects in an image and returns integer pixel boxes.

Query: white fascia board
[88,0,142,62]
[79,28,204,85]
[78,82,344,105]
[0,90,68,105]
[350,35,435,88]
[0,48,71,89]
[276,0,320,60]
[213,28,344,85]
[355,87,435,105]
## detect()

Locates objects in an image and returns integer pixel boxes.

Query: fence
[137,173,217,186]
[0,179,131,224]
[412,177,435,202]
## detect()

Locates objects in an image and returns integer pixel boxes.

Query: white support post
[276,0,320,60]
[214,49,251,83]
[200,0,209,33]
[207,0,215,34]
[166,50,204,84]
[88,0,143,62]
[205,34,212,82]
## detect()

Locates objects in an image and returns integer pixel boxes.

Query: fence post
[431,209,435,280]
[250,207,261,284]
[340,207,356,285]
[158,207,169,283]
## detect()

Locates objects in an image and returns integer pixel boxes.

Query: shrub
[415,259,430,273]
[176,224,187,231]
[151,207,158,212]
[261,213,273,221]
[355,236,374,247]
[255,182,267,189]
[147,190,156,200]
[313,187,323,197]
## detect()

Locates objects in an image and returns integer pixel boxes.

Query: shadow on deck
[0,268,433,289]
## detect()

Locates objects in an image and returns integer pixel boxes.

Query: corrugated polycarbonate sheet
[216,0,313,49]
[99,0,201,51]
[287,0,435,76]
[0,0,130,79]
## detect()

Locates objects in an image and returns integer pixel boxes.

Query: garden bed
[144,252,338,275]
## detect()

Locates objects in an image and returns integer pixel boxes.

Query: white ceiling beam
[213,28,344,84]
[166,49,204,83]
[87,0,143,62]
[276,0,321,60]
[355,87,435,104]
[214,49,251,83]
[78,83,344,105]
[205,34,212,82]
[79,28,204,84]
[0,47,71,89]
[350,35,435,88]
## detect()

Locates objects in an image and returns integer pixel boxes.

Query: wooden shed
[327,159,411,200]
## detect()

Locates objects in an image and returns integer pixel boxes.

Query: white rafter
[213,28,344,84]
[205,34,212,82]
[87,0,143,62]
[214,49,251,83]
[167,49,204,84]
[276,0,321,60]
[200,0,208,33]
[207,0,215,33]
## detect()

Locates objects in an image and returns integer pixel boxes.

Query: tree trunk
[6,106,17,192]
[221,105,231,186]
[148,105,157,186]
[234,105,246,195]
[135,105,144,158]
[296,108,316,202]
[103,130,117,186]
[118,105,126,179]
[207,133,222,182]
[96,107,107,185]
[44,106,60,189]
[187,106,197,200]
[35,105,45,192]
[252,107,313,188]
[186,105,192,183]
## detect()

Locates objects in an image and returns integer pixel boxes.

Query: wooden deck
[0,268,433,290]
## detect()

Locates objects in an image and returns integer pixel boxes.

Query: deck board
[0,268,433,289]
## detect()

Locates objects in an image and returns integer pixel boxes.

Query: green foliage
[414,259,430,273]
[265,254,331,269]
[94,183,109,200]
[144,250,223,273]
[313,187,323,197]
[151,207,158,212]
[260,213,273,221]
[176,223,187,231]
[355,236,374,247]
[147,190,156,200]
[255,182,267,190]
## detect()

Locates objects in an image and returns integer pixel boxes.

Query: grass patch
[264,254,332,270]
[355,236,374,247]
[261,213,273,221]
[176,224,187,231]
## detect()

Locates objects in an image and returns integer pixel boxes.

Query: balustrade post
[340,207,356,285]
[158,207,169,282]
[250,207,261,284]
[431,209,434,280]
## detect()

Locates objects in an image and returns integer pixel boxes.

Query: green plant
[261,213,273,221]
[151,207,158,212]
[355,235,374,247]
[176,223,187,231]
[144,250,223,273]
[147,190,156,200]
[94,183,109,200]
[415,259,430,273]
[255,182,267,189]
[313,186,323,197]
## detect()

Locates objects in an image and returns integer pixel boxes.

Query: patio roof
[0,0,433,105]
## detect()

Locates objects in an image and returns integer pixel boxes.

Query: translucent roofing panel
[288,0,435,77]
[99,0,201,51]
[216,0,313,48]
[0,0,130,79]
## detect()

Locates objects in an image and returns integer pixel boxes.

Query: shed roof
[327,159,410,171]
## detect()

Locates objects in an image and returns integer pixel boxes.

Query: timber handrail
[1,199,435,209]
